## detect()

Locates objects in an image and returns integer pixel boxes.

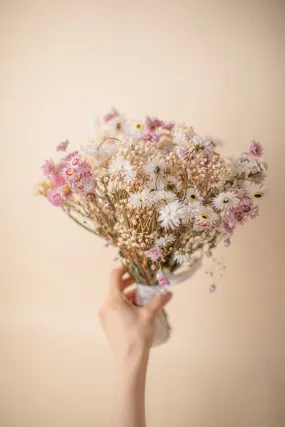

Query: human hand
[98,266,173,364]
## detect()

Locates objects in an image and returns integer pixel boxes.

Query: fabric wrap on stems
[135,258,202,346]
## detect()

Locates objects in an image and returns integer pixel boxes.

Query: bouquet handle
[135,260,202,346]
[135,284,171,346]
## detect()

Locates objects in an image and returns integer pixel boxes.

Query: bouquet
[37,108,267,345]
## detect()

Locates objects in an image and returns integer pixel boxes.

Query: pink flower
[156,269,170,286]
[249,141,263,157]
[161,121,175,130]
[66,151,81,169]
[142,132,160,142]
[224,237,231,247]
[237,197,259,220]
[222,217,236,234]
[144,247,163,262]
[145,116,162,132]
[56,139,70,152]
[47,188,64,206]
[61,165,77,179]
[53,175,65,186]
[103,108,119,123]
[81,168,93,183]
[42,159,56,176]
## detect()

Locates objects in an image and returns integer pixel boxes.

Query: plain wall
[1,0,285,426]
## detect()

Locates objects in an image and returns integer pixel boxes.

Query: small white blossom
[186,187,203,202]
[245,184,265,200]
[144,156,165,178]
[158,201,185,230]
[192,135,212,148]
[129,189,154,208]
[181,200,202,222]
[109,156,136,184]
[152,190,177,206]
[213,191,239,211]
[155,234,176,248]
[173,252,190,264]
[128,120,145,140]
[174,131,189,156]
[196,206,219,226]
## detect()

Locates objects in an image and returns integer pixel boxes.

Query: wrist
[117,347,150,372]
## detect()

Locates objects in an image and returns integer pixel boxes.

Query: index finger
[109,265,129,295]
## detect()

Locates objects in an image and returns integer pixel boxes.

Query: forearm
[112,351,149,427]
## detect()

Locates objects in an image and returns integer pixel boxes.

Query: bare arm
[98,266,172,427]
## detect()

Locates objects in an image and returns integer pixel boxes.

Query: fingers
[145,291,173,316]
[109,266,134,295]
[123,287,136,304]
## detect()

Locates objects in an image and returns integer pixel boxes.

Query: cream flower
[129,189,154,208]
[196,206,219,225]
[192,135,212,148]
[186,187,203,202]
[109,156,136,183]
[173,251,190,264]
[155,233,176,248]
[158,201,185,229]
[128,120,145,140]
[246,184,265,199]
[212,191,239,211]
[181,200,202,222]
[152,190,177,205]
[144,156,165,178]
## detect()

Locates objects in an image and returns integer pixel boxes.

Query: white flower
[174,131,189,156]
[144,156,165,178]
[109,156,126,174]
[181,200,202,222]
[165,175,183,192]
[152,190,177,205]
[109,156,136,183]
[146,177,166,191]
[234,155,267,176]
[192,135,212,148]
[213,191,239,211]
[123,162,136,183]
[158,200,185,230]
[186,187,203,202]
[174,131,188,145]
[129,189,154,208]
[128,120,145,140]
[103,114,127,136]
[155,233,176,248]
[196,206,219,225]
[245,184,265,200]
[173,251,190,264]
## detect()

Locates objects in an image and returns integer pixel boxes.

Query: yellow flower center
[135,123,143,131]
[222,198,230,204]
[85,172,91,178]
[144,134,151,140]
[66,168,75,176]
[201,214,208,219]
[62,186,71,196]
[74,174,82,182]
[87,193,95,202]
[253,192,263,198]
[72,159,78,165]
[189,194,197,200]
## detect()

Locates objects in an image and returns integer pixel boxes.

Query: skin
[99,266,173,427]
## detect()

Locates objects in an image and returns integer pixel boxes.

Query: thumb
[145,291,173,316]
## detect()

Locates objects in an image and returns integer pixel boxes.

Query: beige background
[1,0,285,426]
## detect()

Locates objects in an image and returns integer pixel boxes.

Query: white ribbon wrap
[135,259,202,346]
